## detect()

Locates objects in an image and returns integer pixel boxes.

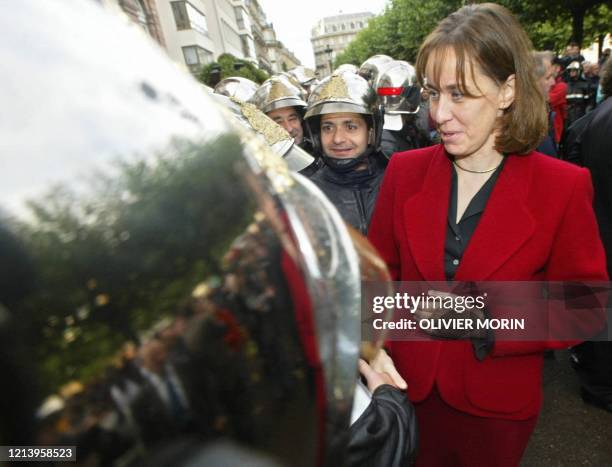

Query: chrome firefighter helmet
[375,60,421,130]
[304,72,382,155]
[358,54,394,86]
[212,92,314,171]
[0,1,394,465]
[334,63,359,75]
[250,74,308,114]
[287,66,318,88]
[213,76,259,102]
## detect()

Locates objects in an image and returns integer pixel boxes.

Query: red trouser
[414,387,538,467]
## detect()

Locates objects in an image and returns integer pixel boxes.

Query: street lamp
[324,44,333,76]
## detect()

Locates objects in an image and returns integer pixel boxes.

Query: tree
[199,53,269,87]
[335,0,462,67]
[15,135,255,393]
[501,0,611,53]
[335,0,611,67]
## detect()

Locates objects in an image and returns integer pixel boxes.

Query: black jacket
[562,109,597,166]
[346,385,418,467]
[579,97,612,275]
[380,118,432,159]
[566,78,593,128]
[308,153,387,235]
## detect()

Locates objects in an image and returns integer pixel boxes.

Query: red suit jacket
[368,145,608,420]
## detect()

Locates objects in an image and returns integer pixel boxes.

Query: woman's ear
[499,74,516,110]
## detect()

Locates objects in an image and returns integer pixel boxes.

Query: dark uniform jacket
[566,78,592,128]
[580,97,612,274]
[308,153,387,235]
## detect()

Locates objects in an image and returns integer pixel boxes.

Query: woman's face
[425,49,513,160]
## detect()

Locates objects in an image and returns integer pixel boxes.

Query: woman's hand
[364,349,408,391]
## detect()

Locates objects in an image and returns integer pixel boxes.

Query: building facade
[245,0,300,74]
[151,0,259,75]
[100,0,166,47]
[104,0,297,76]
[311,12,373,77]
[263,24,301,72]
[245,0,273,72]
[231,0,257,65]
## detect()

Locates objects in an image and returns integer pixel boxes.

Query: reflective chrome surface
[376,60,421,115]
[0,1,370,466]
[214,76,259,103]
[304,73,377,119]
[334,64,359,75]
[286,66,317,87]
[249,75,307,114]
[212,93,314,172]
[357,55,394,86]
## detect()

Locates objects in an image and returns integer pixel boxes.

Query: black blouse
[444,157,506,360]
[445,158,506,281]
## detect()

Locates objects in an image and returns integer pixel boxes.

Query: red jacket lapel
[403,146,450,281]
[455,154,535,280]
[402,149,535,281]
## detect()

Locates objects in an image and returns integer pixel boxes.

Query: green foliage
[335,0,610,67]
[199,53,269,86]
[498,0,611,52]
[335,0,462,67]
[16,134,255,393]
[583,4,612,52]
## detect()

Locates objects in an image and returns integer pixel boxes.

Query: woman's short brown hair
[416,3,547,154]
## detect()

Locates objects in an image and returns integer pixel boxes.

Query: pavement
[521,350,612,466]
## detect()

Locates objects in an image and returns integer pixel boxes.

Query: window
[182,45,213,73]
[171,1,208,35]
[241,35,253,58]
[222,19,242,51]
[134,0,149,33]
[171,2,189,29]
[234,5,251,31]
[341,24,346,31]
[234,6,244,29]
[350,22,355,29]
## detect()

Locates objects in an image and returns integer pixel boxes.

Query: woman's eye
[451,91,464,100]
[428,90,439,100]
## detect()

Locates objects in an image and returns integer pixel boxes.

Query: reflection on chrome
[0,1,392,466]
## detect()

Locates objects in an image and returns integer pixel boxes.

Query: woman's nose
[431,96,452,125]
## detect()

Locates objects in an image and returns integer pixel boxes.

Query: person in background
[549,56,568,145]
[583,61,600,110]
[533,51,558,157]
[564,60,592,129]
[304,72,387,235]
[250,74,323,175]
[368,4,608,465]
[564,59,612,414]
[560,41,585,69]
[250,74,312,151]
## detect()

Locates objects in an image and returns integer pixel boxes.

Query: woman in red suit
[368,4,608,466]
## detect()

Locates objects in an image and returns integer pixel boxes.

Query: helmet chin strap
[322,146,375,173]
